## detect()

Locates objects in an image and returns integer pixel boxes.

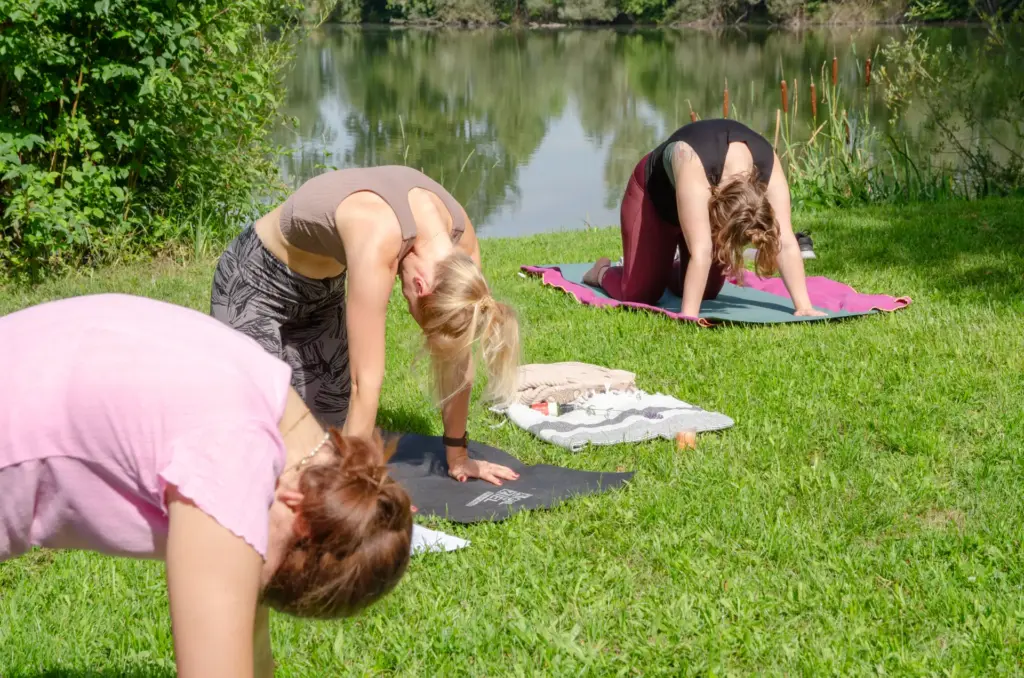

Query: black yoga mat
[385,434,634,523]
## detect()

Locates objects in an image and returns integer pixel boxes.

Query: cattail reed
[690,110,697,123]
[865,58,872,86]
[810,81,817,120]
[832,56,838,86]
[723,79,729,118]
[781,80,789,114]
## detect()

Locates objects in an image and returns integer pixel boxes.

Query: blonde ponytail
[418,252,520,405]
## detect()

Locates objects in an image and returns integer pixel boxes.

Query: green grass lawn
[2,198,1023,677]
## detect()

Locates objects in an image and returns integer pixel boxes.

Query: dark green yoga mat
[524,263,911,324]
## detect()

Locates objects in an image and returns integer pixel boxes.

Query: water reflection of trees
[278,27,567,225]
[276,25,964,226]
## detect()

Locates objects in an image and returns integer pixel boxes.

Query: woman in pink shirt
[0,293,413,677]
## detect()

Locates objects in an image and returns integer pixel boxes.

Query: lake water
[274,25,1001,238]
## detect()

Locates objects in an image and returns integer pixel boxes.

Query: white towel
[411,525,470,555]
[499,390,734,452]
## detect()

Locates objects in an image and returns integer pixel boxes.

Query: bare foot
[582,257,611,287]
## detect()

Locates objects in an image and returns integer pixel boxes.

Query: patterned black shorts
[210,225,350,428]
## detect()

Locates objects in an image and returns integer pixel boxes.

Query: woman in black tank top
[583,119,824,320]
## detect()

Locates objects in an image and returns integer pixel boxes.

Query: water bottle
[529,400,577,416]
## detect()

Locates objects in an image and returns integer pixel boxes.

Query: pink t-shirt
[0,294,293,562]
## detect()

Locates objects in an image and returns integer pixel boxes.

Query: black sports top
[644,119,776,226]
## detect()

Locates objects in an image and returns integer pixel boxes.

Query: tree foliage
[0,0,302,280]
[331,0,1005,24]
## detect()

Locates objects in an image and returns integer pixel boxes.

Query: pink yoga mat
[522,264,912,326]
[733,270,913,314]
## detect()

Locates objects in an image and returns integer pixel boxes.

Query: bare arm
[444,213,481,451]
[341,228,401,439]
[166,487,262,678]
[672,143,715,319]
[765,155,822,315]
[446,213,518,486]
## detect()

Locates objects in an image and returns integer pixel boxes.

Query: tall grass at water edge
[698,43,1009,210]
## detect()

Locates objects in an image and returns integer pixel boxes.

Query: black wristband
[442,433,468,448]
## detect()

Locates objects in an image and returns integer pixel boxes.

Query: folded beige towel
[514,362,636,406]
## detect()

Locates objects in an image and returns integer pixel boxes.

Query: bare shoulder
[671,141,704,182]
[335,192,404,267]
[424,189,451,223]
[407,187,457,234]
[671,140,698,164]
[671,141,710,188]
[723,140,754,169]
[768,151,787,184]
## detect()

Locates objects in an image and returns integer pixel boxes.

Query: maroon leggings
[601,154,726,304]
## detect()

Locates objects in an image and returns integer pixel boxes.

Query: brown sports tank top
[279,166,467,264]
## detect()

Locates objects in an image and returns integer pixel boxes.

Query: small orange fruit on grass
[676,430,697,450]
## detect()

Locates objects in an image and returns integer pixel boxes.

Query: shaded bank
[315,0,1020,27]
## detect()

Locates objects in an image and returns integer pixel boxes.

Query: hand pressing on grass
[447,449,520,486]
[794,307,827,317]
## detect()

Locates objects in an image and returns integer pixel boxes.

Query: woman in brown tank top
[210,166,522,486]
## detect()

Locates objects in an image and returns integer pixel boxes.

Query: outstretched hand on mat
[448,455,520,486]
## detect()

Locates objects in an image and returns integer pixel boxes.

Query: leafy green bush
[904,0,1023,22]
[560,0,620,21]
[764,0,804,21]
[0,0,302,280]
[434,0,499,23]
